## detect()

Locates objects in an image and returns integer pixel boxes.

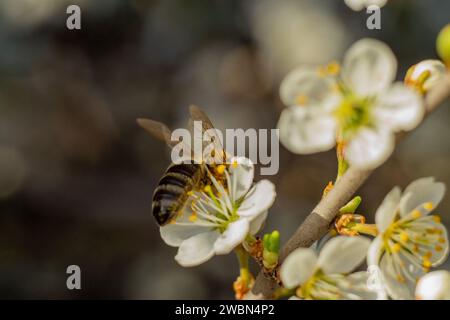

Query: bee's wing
[137,118,178,148]
[188,105,226,163]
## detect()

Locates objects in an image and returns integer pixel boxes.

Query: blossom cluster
[151,33,450,300]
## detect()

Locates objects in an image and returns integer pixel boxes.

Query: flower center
[298,270,342,300]
[333,92,374,141]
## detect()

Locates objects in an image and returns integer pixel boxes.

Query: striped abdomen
[152,163,203,226]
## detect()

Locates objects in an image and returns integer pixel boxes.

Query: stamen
[432,215,441,223]
[215,164,226,175]
[423,202,434,211]
[189,212,198,222]
[295,95,308,106]
[411,210,422,219]
[400,232,409,243]
[391,243,402,253]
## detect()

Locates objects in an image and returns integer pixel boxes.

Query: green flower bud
[437,24,450,66]
[339,196,362,214]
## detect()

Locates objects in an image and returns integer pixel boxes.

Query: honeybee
[137,105,227,226]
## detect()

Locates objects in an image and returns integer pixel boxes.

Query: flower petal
[375,186,401,233]
[213,219,249,255]
[278,106,337,154]
[160,224,212,247]
[279,66,340,112]
[318,236,371,274]
[342,38,397,96]
[367,236,384,267]
[373,82,424,132]
[280,248,317,289]
[379,252,418,300]
[416,270,450,300]
[344,0,388,11]
[229,156,254,201]
[175,231,220,267]
[339,272,380,300]
[345,127,394,170]
[399,177,446,217]
[238,180,276,219]
[248,210,268,235]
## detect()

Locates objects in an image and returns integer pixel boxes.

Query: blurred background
[0,0,449,299]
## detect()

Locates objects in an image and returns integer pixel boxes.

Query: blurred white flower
[249,0,347,82]
[405,59,447,94]
[416,270,450,300]
[368,177,449,299]
[278,38,424,170]
[280,236,376,300]
[160,157,276,267]
[344,0,387,11]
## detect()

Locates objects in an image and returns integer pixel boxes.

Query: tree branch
[251,73,450,298]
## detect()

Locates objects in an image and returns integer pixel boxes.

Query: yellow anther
[215,164,226,175]
[187,190,194,196]
[204,185,212,193]
[169,218,176,224]
[435,245,443,252]
[326,61,340,75]
[411,210,422,219]
[432,215,441,223]
[438,237,446,244]
[232,160,238,168]
[317,65,327,77]
[423,202,434,211]
[400,232,409,243]
[295,95,308,106]
[391,243,402,253]
[396,274,406,283]
[188,212,198,222]
[422,259,432,269]
[424,251,433,259]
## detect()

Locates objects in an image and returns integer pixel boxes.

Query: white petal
[379,252,417,300]
[416,271,450,300]
[238,180,276,219]
[367,236,384,267]
[229,156,254,200]
[288,296,301,300]
[399,177,446,217]
[344,0,366,11]
[375,186,401,233]
[175,231,220,267]
[344,0,387,11]
[213,219,249,255]
[248,210,268,235]
[341,272,380,300]
[373,82,424,132]
[345,128,395,170]
[280,248,317,289]
[279,65,340,112]
[160,224,211,247]
[318,236,371,274]
[342,38,397,96]
[277,106,337,154]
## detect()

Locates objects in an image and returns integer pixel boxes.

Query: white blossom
[368,177,449,299]
[277,38,423,170]
[415,270,450,300]
[280,236,376,299]
[160,157,276,267]
[405,59,447,94]
[344,0,387,11]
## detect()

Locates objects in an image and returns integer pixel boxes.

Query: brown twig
[251,73,450,298]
